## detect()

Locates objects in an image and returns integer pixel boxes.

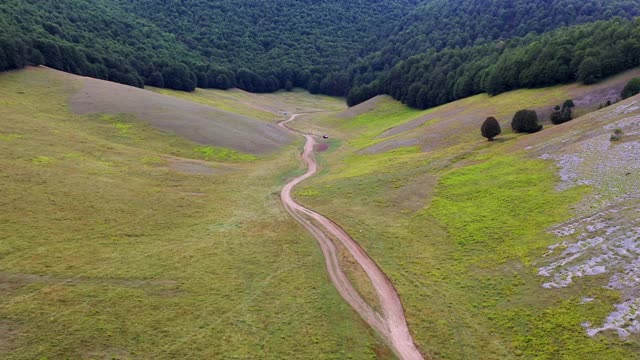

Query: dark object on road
[323,135,329,139]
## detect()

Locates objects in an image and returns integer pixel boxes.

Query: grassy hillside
[149,86,346,124]
[0,68,391,359]
[292,73,640,358]
[4,63,640,359]
[65,67,292,155]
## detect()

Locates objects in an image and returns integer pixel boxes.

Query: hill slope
[291,73,640,358]
[64,68,292,154]
[0,67,396,359]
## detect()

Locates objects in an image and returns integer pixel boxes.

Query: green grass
[151,87,347,124]
[427,155,588,264]
[6,66,636,359]
[418,155,632,358]
[151,87,278,122]
[193,145,257,162]
[293,85,640,359]
[332,97,426,150]
[0,68,390,359]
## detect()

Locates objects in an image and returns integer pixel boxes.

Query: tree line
[0,0,410,93]
[348,18,640,109]
[2,0,640,104]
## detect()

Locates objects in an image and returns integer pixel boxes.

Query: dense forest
[2,0,640,108]
[349,18,640,108]
[0,0,411,93]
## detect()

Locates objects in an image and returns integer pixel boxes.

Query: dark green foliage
[347,82,382,107]
[147,71,164,88]
[481,117,501,141]
[1,0,640,100]
[352,0,640,79]
[577,57,602,84]
[0,0,412,92]
[353,18,640,108]
[621,78,640,99]
[162,64,196,92]
[563,100,575,110]
[512,110,542,133]
[550,99,575,124]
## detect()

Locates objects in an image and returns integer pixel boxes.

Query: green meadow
[294,87,639,359]
[4,65,640,359]
[0,69,390,359]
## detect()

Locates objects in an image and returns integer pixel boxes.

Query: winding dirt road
[278,114,425,360]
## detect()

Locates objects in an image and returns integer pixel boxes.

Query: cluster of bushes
[550,100,575,125]
[480,110,543,141]
[512,110,543,133]
[481,76,640,142]
[482,100,579,141]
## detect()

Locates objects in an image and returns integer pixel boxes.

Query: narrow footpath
[278,114,426,360]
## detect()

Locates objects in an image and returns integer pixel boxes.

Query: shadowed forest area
[2,0,640,106]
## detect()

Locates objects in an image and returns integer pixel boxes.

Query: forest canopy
[2,0,640,108]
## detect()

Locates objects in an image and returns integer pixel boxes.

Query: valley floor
[290,68,640,359]
[0,68,391,359]
[3,66,640,359]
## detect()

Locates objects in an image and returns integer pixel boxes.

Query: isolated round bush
[511,109,542,133]
[621,78,640,100]
[481,116,501,141]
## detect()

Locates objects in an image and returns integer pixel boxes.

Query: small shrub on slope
[611,128,624,142]
[512,109,542,133]
[550,99,575,124]
[481,116,501,141]
[621,78,640,100]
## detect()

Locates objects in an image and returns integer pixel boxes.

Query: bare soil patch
[570,68,640,107]
[314,142,329,152]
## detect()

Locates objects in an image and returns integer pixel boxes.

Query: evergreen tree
[512,109,542,133]
[481,116,501,141]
